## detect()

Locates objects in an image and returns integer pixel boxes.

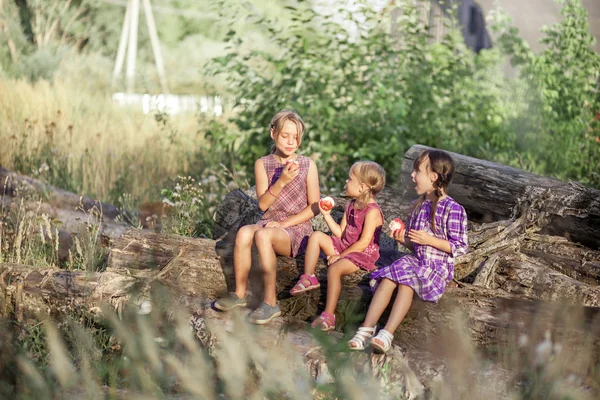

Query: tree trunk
[0,167,124,221]
[401,145,600,249]
[1,167,130,262]
[2,255,599,360]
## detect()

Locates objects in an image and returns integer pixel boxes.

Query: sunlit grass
[0,75,205,204]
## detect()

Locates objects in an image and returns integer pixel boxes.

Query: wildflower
[534,331,553,366]
[518,334,529,348]
[162,198,175,207]
[138,301,152,315]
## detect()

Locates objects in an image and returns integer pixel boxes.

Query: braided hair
[410,150,455,232]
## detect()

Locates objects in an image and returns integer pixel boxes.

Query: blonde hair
[269,109,305,153]
[410,149,455,232]
[349,161,386,209]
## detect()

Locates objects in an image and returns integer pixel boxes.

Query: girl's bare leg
[323,259,359,315]
[303,231,336,275]
[362,278,398,327]
[233,224,261,299]
[254,227,292,307]
[382,284,414,333]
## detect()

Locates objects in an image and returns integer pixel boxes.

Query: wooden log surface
[401,145,600,249]
[2,252,599,362]
[0,166,124,221]
[4,228,598,349]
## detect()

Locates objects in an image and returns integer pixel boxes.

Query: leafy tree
[493,0,600,186]
[208,0,600,190]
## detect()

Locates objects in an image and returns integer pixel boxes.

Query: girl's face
[271,120,299,157]
[345,172,364,198]
[411,158,437,196]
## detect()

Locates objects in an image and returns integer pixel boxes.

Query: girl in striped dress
[214,110,321,325]
[349,149,468,353]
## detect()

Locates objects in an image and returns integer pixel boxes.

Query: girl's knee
[253,228,270,244]
[327,263,346,278]
[308,231,326,243]
[236,226,256,247]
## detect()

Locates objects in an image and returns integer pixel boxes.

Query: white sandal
[370,329,394,354]
[348,326,376,351]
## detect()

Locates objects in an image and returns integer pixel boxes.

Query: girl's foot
[213,292,247,311]
[348,326,376,351]
[371,329,394,354]
[290,274,320,296]
[311,311,335,331]
[248,302,281,325]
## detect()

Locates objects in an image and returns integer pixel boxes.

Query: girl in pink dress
[214,110,321,325]
[290,161,386,331]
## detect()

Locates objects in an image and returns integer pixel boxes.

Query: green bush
[208,0,600,190]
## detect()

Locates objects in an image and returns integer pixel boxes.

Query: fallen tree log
[2,259,595,397]
[0,167,124,221]
[401,145,600,249]
[212,189,600,302]
[1,254,599,364]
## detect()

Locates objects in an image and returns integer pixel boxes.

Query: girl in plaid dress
[349,149,468,353]
[290,161,386,331]
[214,110,321,325]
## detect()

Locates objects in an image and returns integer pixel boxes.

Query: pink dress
[256,154,313,257]
[330,200,383,272]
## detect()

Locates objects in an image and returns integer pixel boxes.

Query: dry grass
[0,75,205,203]
[4,297,597,400]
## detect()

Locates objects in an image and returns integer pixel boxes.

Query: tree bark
[0,167,125,221]
[2,255,599,359]
[401,145,600,249]
[1,167,131,262]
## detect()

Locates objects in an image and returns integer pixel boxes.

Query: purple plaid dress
[256,154,313,257]
[370,196,468,302]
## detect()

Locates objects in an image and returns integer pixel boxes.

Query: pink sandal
[311,311,336,332]
[290,274,320,296]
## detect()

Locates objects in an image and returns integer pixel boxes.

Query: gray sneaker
[248,302,281,325]
[213,292,248,311]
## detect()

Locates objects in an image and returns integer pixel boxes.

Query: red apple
[286,159,299,167]
[388,218,405,233]
[319,196,335,211]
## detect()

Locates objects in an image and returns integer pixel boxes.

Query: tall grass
[0,75,204,204]
[3,296,598,400]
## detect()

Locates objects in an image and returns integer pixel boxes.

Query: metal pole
[112,0,131,89]
[142,0,169,94]
[126,0,140,93]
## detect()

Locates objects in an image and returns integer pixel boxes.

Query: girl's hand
[392,228,406,244]
[327,255,340,265]
[279,162,300,185]
[407,229,432,246]
[318,202,332,216]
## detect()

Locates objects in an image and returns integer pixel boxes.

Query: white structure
[111,92,224,116]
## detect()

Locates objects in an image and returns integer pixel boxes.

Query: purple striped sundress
[256,154,313,257]
[370,196,468,302]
